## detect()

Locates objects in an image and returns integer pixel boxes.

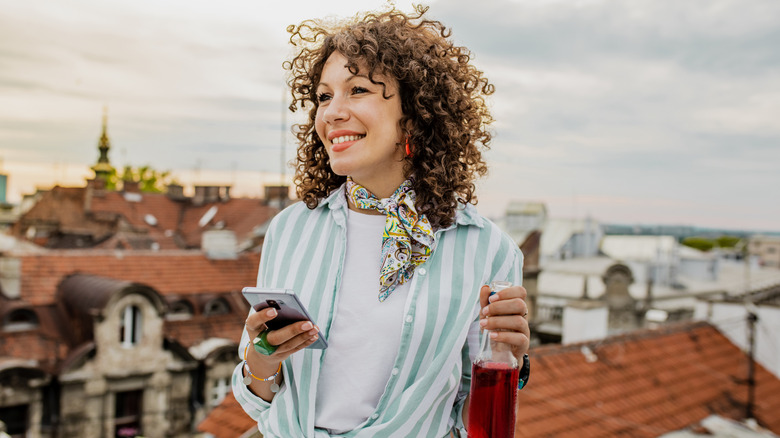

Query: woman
[233,5,530,437]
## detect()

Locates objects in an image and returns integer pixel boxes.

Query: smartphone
[241,287,328,349]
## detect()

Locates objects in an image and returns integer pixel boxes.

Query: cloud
[1,0,778,230]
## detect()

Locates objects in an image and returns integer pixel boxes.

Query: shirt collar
[320,183,484,229]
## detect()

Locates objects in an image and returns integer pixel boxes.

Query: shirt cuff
[231,361,281,418]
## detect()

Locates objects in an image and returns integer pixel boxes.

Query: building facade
[0,251,261,437]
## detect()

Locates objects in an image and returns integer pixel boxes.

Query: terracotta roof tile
[89,190,183,234]
[516,322,780,437]
[197,393,257,438]
[17,250,261,305]
[15,185,278,251]
[179,198,278,248]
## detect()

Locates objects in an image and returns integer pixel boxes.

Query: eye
[316,92,332,103]
[351,86,369,95]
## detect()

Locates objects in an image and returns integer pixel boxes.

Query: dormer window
[203,298,230,316]
[166,300,194,321]
[3,308,39,331]
[119,305,142,347]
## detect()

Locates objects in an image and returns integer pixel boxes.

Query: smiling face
[314,52,406,198]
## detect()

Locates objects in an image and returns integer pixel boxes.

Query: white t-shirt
[314,208,411,434]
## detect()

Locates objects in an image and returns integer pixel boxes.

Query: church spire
[91,106,115,181]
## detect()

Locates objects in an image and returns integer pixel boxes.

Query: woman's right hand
[243,307,321,401]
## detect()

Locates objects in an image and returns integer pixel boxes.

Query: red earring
[405,136,413,157]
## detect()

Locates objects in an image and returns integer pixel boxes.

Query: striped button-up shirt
[233,184,523,437]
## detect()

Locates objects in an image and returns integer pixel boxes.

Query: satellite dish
[199,206,218,228]
[144,214,158,226]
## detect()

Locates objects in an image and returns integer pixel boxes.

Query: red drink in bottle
[467,281,519,438]
[467,361,519,438]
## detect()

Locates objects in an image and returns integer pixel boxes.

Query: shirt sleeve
[231,322,291,428]
[231,217,286,424]
[451,315,481,431]
[452,243,524,432]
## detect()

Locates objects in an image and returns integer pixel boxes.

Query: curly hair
[285,4,494,229]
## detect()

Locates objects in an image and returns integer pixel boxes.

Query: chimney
[264,185,290,209]
[0,257,21,299]
[87,178,106,191]
[562,299,608,345]
[166,183,185,201]
[123,180,140,193]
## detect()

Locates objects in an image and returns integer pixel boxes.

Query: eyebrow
[316,72,370,90]
[316,71,394,99]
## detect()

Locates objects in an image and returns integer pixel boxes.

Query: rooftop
[200,322,780,437]
[515,322,780,437]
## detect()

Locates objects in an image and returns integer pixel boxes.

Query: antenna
[280,85,287,185]
[745,302,758,420]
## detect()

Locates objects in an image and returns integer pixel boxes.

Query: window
[3,308,39,331]
[204,298,230,316]
[0,404,28,437]
[166,300,194,320]
[210,377,231,407]
[115,390,143,438]
[119,306,142,347]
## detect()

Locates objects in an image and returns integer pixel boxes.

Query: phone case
[241,287,328,349]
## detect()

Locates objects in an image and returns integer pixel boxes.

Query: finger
[265,321,318,348]
[245,307,279,338]
[479,314,529,335]
[487,285,527,303]
[483,298,528,318]
[488,330,530,353]
[479,285,492,319]
[274,330,320,356]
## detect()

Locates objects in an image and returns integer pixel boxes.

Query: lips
[327,130,365,152]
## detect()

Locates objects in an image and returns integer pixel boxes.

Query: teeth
[331,135,364,145]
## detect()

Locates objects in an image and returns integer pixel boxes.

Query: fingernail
[488,294,498,303]
[267,308,277,317]
[482,307,489,316]
[479,319,487,327]
[308,328,318,335]
[302,322,313,330]
[490,332,498,339]
[310,335,318,341]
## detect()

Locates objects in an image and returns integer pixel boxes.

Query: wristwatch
[518,354,530,390]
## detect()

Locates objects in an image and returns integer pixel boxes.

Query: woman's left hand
[479,284,530,362]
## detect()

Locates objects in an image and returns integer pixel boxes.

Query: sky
[1,0,779,231]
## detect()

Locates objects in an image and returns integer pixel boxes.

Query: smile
[331,135,365,145]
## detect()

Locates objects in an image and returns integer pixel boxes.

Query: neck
[350,174,407,199]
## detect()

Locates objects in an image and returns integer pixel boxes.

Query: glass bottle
[467,281,519,438]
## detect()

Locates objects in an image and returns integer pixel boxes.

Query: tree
[106,165,177,193]
[682,237,715,252]
[715,236,741,248]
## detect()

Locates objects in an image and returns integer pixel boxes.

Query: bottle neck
[477,329,519,367]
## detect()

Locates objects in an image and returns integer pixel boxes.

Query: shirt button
[391,368,399,375]
[371,413,379,419]
[405,315,413,323]
[418,267,427,275]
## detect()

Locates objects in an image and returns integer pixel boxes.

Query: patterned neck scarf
[346,177,436,302]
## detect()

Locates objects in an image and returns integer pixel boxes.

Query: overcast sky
[1,0,778,231]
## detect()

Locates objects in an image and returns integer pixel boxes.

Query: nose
[321,94,349,125]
